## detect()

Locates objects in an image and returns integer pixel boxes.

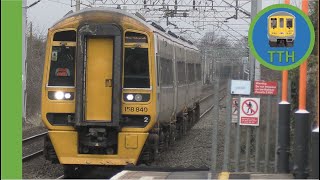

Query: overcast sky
[27,0,302,39]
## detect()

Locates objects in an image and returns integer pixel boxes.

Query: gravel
[23,156,63,179]
[150,83,227,169]
[151,97,216,168]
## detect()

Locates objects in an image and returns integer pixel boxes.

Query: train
[41,7,202,177]
[268,11,295,47]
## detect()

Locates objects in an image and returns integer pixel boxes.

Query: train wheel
[178,122,183,139]
[44,135,59,163]
[187,110,193,130]
[193,109,197,124]
[159,131,165,152]
[279,40,285,47]
[195,104,200,122]
[63,165,81,179]
[286,41,294,47]
[169,124,176,145]
[183,115,188,135]
[269,41,277,47]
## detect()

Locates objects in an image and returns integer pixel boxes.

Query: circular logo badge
[248,4,315,70]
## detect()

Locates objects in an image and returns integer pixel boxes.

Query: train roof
[51,7,199,51]
[268,11,295,17]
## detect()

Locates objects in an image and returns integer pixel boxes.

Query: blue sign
[248,4,315,70]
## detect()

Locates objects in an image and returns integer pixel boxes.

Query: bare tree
[25,22,46,126]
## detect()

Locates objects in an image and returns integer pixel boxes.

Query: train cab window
[287,19,293,28]
[271,18,277,28]
[280,18,284,28]
[53,30,76,41]
[124,48,150,88]
[48,46,75,86]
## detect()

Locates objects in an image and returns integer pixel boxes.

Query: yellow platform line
[218,172,230,180]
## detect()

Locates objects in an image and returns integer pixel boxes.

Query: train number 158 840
[124,107,148,113]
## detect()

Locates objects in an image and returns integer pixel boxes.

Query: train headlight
[48,91,74,100]
[54,91,64,100]
[126,94,134,101]
[64,93,72,99]
[135,94,142,102]
[123,93,150,102]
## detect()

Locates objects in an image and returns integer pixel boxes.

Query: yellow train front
[41,8,202,176]
[268,11,295,47]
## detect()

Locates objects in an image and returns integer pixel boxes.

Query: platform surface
[111,170,295,179]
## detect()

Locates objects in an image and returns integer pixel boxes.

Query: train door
[279,17,285,35]
[85,38,113,122]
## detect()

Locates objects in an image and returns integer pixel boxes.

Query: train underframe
[44,103,200,178]
[269,38,294,47]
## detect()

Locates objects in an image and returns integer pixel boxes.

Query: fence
[210,78,283,173]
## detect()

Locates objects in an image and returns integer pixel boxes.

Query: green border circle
[248,4,315,71]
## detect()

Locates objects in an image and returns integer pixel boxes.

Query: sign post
[239,98,260,126]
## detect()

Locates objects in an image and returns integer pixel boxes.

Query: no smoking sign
[239,98,260,126]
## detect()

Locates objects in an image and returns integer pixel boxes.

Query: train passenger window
[287,19,293,28]
[48,46,75,86]
[196,64,201,81]
[159,59,173,86]
[280,18,284,28]
[177,61,186,84]
[271,18,277,28]
[187,63,195,83]
[124,48,150,88]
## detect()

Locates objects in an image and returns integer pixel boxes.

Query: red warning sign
[239,98,260,126]
[254,81,277,95]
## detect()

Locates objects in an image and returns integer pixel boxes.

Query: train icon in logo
[268,11,296,47]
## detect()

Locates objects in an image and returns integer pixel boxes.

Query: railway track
[23,132,48,143]
[199,87,226,118]
[22,131,48,162]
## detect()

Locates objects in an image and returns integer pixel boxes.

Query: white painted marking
[139,176,154,180]
[110,170,129,180]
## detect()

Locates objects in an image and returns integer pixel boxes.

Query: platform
[111,170,294,179]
